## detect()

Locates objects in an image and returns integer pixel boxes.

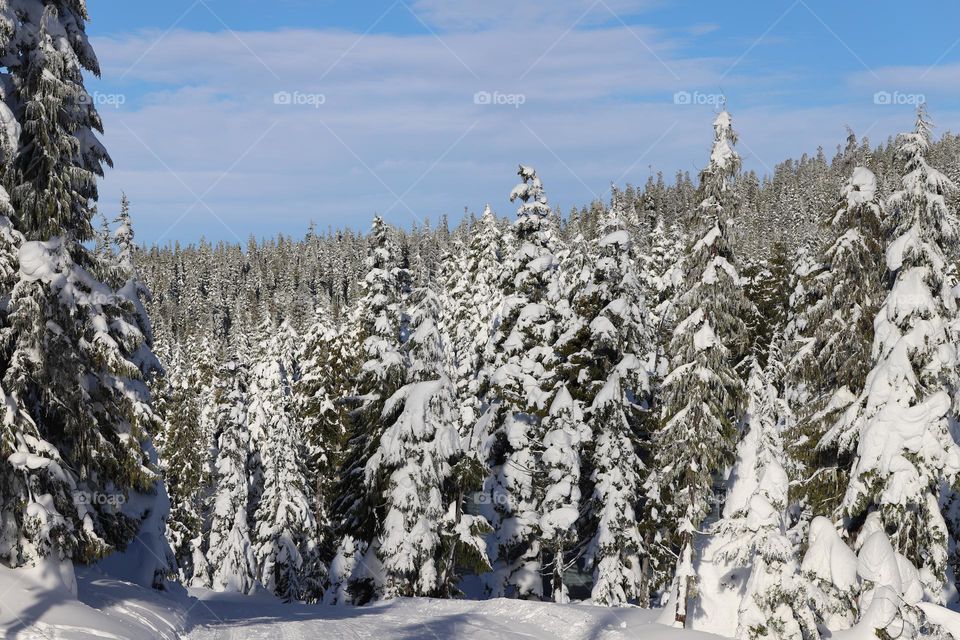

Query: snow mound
[844,167,877,206]
[801,517,858,591]
[0,564,190,640]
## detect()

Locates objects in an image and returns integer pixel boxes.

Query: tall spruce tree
[789,165,885,522]
[295,310,355,563]
[206,356,257,594]
[447,205,504,430]
[829,106,960,599]
[0,1,172,589]
[649,109,752,625]
[252,323,323,602]
[328,216,408,603]
[473,165,564,598]
[363,277,481,597]
[536,386,587,603]
[161,353,209,583]
[708,350,818,640]
[566,202,653,607]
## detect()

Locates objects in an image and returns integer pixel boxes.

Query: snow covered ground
[0,566,727,640]
[183,592,718,640]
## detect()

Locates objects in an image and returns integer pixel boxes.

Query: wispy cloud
[408,0,660,31]
[88,13,957,243]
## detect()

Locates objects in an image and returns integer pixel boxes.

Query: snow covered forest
[125,106,960,638]
[7,1,960,639]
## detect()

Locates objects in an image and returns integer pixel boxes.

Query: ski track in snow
[180,592,725,640]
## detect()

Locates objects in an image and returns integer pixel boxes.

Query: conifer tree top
[697,109,741,210]
[894,105,954,200]
[509,165,551,219]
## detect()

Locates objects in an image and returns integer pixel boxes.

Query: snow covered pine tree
[327,216,409,603]
[0,1,173,589]
[473,165,565,599]
[789,159,885,524]
[560,197,652,606]
[704,350,818,640]
[828,106,960,602]
[650,109,752,626]
[251,323,323,602]
[365,270,490,598]
[206,355,257,594]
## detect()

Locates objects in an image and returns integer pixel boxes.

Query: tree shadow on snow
[391,608,529,639]
[73,570,382,638]
[3,588,76,640]
[179,589,386,635]
[580,607,650,640]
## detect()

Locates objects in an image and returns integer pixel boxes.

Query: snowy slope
[183,590,728,640]
[0,565,189,640]
[0,566,729,640]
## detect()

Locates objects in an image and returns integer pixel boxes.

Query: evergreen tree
[473,165,564,598]
[0,1,172,589]
[537,386,587,603]
[447,206,503,429]
[829,106,960,599]
[295,311,355,561]
[0,196,78,570]
[649,110,752,625]
[364,278,478,597]
[252,323,323,602]
[709,352,818,640]
[111,193,161,380]
[164,337,219,586]
[93,208,111,266]
[561,199,652,606]
[206,357,257,594]
[789,165,885,522]
[799,516,858,632]
[161,354,209,583]
[328,216,408,603]
[3,235,164,566]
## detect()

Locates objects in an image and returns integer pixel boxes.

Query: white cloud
[848,63,960,93]
[87,20,960,243]
[409,0,660,31]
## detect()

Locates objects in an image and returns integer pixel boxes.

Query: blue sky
[83,1,960,244]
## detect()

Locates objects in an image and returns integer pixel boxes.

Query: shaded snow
[183,591,730,640]
[1,565,734,640]
[0,565,189,640]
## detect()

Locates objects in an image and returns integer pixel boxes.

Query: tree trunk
[674,535,692,627]
[552,546,566,603]
[440,488,464,598]
[640,553,651,609]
